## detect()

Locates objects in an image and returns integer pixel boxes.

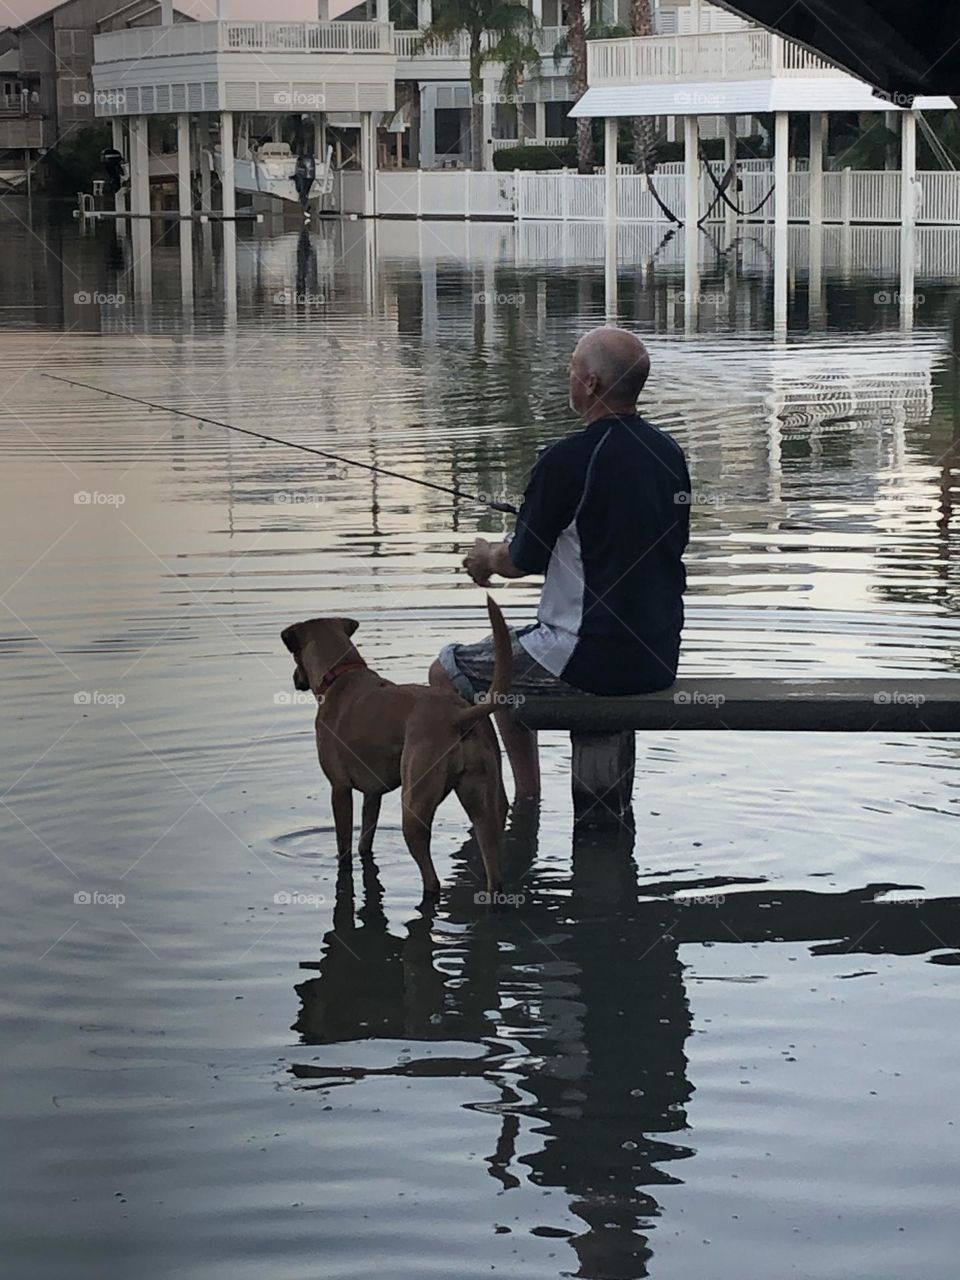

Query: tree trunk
[470,38,484,170]
[567,0,593,173]
[630,0,657,173]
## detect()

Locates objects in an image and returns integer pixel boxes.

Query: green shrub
[492,143,577,171]
[652,134,769,164]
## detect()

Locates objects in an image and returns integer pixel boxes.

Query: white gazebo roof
[571,78,956,118]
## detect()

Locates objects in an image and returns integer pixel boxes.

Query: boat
[211,142,335,212]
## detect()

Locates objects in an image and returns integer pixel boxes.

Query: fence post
[464,167,471,220]
[416,166,422,218]
[562,167,569,222]
[842,166,853,226]
[514,168,522,222]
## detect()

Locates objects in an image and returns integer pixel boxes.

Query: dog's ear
[281,624,300,654]
[340,618,359,637]
[293,665,310,692]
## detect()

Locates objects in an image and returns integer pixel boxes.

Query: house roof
[571,78,957,118]
[0,47,19,72]
[713,1,960,100]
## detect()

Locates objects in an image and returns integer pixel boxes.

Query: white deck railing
[94,20,393,63]
[588,29,838,86]
[394,26,566,60]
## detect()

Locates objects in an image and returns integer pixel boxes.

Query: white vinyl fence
[335,166,960,225]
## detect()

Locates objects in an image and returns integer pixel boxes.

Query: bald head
[569,326,651,422]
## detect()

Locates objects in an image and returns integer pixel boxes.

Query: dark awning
[712,1,960,101]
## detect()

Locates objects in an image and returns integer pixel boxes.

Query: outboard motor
[293,154,317,212]
[100,147,126,195]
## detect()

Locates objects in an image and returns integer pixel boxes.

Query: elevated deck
[92,20,396,117]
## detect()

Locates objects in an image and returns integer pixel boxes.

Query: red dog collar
[317,657,367,698]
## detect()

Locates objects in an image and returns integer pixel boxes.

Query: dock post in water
[570,731,636,827]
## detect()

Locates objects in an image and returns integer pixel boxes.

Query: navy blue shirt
[508,414,690,696]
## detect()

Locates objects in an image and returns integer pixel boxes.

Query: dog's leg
[401,800,441,899]
[331,786,353,861]
[455,774,504,898]
[358,792,382,857]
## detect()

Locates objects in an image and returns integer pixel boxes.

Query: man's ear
[340,618,359,637]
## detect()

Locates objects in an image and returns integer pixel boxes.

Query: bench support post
[570,731,636,826]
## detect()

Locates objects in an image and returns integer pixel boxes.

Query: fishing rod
[41,373,520,515]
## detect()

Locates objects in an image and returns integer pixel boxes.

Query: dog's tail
[454,595,513,728]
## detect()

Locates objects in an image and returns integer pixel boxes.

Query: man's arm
[463,538,527,587]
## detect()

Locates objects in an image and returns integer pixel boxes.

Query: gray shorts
[438,623,582,704]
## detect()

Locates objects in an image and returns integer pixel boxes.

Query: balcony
[0,110,54,150]
[588,29,839,88]
[94,19,393,63]
[92,19,396,117]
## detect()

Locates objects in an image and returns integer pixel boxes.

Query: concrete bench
[514,679,960,825]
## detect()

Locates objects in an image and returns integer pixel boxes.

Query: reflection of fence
[347,166,960,225]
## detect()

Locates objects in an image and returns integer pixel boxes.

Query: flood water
[3,200,960,1280]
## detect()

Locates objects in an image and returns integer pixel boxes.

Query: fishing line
[41,373,520,515]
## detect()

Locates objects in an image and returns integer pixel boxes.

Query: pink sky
[0,0,321,26]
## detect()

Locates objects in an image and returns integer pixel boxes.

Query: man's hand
[463,537,495,587]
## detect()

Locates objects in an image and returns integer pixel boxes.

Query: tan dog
[281,598,510,899]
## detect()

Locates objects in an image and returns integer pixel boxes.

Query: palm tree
[629,0,657,172]
[555,12,628,173]
[419,0,541,171]
[497,29,542,143]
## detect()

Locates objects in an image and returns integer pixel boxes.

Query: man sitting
[429,325,691,802]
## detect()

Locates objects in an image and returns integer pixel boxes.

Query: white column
[177,113,191,218]
[417,0,432,26]
[360,111,377,216]
[900,224,916,332]
[111,118,125,215]
[220,110,235,218]
[530,0,542,21]
[774,110,789,231]
[604,117,618,222]
[129,115,149,216]
[723,112,737,237]
[160,0,173,21]
[535,101,546,144]
[901,110,917,230]
[480,78,494,169]
[683,114,699,227]
[809,111,825,226]
[375,0,388,23]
